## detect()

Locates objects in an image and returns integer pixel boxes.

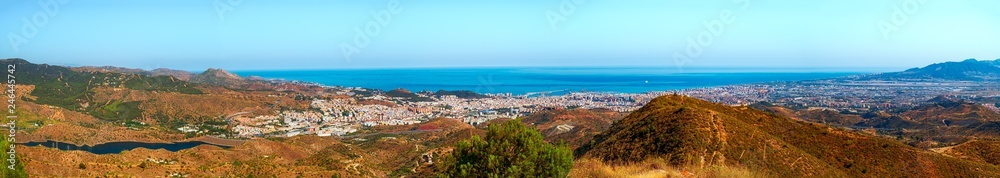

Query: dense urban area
[225,76,1000,138]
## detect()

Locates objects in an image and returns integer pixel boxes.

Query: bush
[439,118,572,177]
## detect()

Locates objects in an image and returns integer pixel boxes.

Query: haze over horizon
[2,0,999,71]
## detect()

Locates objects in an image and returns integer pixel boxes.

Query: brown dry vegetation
[577,94,1000,177]
[571,158,765,178]
[88,86,309,122]
[937,139,1000,166]
[520,108,625,150]
[762,99,1000,148]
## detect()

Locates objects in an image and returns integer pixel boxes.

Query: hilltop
[575,94,1000,177]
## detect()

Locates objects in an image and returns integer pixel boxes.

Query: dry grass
[571,158,766,178]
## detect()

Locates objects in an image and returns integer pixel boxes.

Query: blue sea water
[233,68,864,95]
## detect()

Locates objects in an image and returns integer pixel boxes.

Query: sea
[234,67,874,95]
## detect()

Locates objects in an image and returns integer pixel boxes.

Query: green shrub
[439,118,572,178]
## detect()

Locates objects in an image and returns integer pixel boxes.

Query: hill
[1,58,202,111]
[576,94,1000,177]
[936,140,1000,166]
[385,88,433,102]
[519,108,623,150]
[2,59,313,144]
[432,90,489,99]
[866,58,1000,81]
[901,97,1000,125]
[74,66,195,81]
[757,96,1000,148]
[189,68,248,88]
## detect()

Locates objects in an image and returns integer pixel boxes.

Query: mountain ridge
[866,58,1000,81]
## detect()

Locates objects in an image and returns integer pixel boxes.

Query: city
[225,75,1000,138]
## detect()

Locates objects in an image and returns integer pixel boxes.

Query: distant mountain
[575,94,1000,177]
[150,68,195,81]
[74,66,194,81]
[76,65,292,90]
[868,59,1000,81]
[189,68,248,88]
[1,58,201,108]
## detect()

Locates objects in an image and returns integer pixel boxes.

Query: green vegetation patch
[438,118,573,177]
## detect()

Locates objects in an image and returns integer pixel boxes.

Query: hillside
[519,108,624,150]
[757,96,1000,148]
[901,97,1000,125]
[1,58,201,111]
[2,59,312,144]
[576,94,1000,177]
[936,140,1000,166]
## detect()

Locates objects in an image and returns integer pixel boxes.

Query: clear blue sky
[1,0,998,71]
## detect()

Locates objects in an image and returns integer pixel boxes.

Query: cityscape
[223,72,1000,139]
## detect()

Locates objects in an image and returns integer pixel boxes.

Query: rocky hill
[576,94,1000,177]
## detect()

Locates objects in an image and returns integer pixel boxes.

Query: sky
[1,0,999,71]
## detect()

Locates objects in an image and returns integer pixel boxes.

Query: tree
[439,118,572,177]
